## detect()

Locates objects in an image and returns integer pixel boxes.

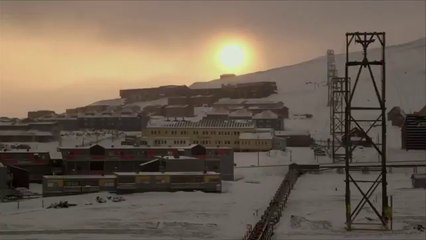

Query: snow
[274,171,426,240]
[0,150,296,240]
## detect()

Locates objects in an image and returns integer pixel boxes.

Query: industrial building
[402,109,426,150]
[58,144,234,180]
[120,82,277,104]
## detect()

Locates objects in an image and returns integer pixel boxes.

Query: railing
[243,165,302,240]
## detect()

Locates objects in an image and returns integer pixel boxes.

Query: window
[90,161,104,171]
[64,181,80,187]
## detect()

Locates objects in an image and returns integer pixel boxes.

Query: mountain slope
[191,38,426,143]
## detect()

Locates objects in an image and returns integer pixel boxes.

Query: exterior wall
[255,119,284,130]
[402,114,426,150]
[0,152,51,182]
[272,137,287,150]
[28,110,55,119]
[164,105,194,118]
[168,97,190,106]
[0,135,54,142]
[0,166,9,189]
[249,107,289,119]
[239,139,273,151]
[142,127,255,150]
[42,176,116,197]
[60,145,234,180]
[78,116,142,131]
[190,95,217,107]
[285,135,313,147]
[143,105,165,116]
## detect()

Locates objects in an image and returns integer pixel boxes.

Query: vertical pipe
[381,33,389,228]
[344,33,351,231]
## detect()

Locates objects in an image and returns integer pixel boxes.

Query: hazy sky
[0,1,425,117]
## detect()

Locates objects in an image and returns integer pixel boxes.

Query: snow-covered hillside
[192,38,426,140]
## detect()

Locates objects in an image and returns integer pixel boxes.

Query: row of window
[240,140,270,145]
[149,130,240,136]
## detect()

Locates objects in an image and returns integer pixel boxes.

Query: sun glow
[219,44,246,69]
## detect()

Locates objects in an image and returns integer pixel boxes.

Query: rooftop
[253,110,279,119]
[0,130,53,137]
[239,132,273,140]
[114,171,219,176]
[274,130,310,136]
[147,119,255,129]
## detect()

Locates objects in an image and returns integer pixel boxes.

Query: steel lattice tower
[344,32,389,230]
[331,77,349,163]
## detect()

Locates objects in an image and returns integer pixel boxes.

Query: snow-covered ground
[274,170,426,240]
[0,150,300,240]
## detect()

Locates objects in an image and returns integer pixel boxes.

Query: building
[59,144,234,180]
[0,151,52,182]
[27,110,56,119]
[0,130,56,142]
[239,132,274,151]
[275,130,313,147]
[0,163,9,190]
[120,81,277,104]
[221,82,277,99]
[42,175,116,197]
[190,95,217,107]
[229,109,252,120]
[164,105,194,118]
[387,106,406,127]
[143,119,256,150]
[204,108,230,120]
[253,110,284,130]
[77,112,144,131]
[115,171,221,193]
[402,113,426,150]
[120,85,191,103]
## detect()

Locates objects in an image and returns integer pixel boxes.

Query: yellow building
[142,119,256,150]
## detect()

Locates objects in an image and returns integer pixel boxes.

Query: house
[58,144,234,180]
[387,106,406,127]
[0,151,52,182]
[229,109,252,120]
[253,110,284,130]
[275,130,313,147]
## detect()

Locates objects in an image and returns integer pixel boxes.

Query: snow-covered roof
[154,155,198,160]
[165,105,190,109]
[89,98,125,106]
[0,130,53,137]
[253,110,278,119]
[274,130,310,136]
[43,175,116,179]
[214,98,246,105]
[207,107,229,115]
[114,171,219,176]
[147,119,255,129]
[229,109,252,118]
[244,99,281,105]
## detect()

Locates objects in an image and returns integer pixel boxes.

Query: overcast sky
[0,1,425,117]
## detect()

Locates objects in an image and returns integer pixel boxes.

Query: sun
[219,44,246,70]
